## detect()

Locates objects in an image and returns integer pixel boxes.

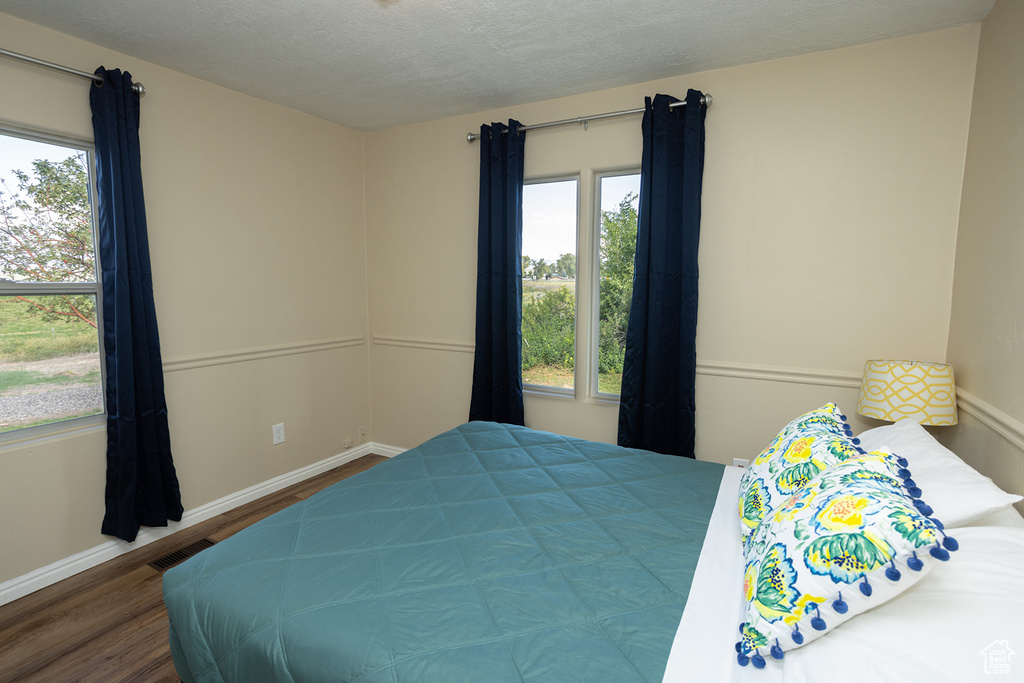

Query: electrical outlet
[732,458,749,469]
[358,425,368,443]
[343,438,353,449]
[272,423,285,445]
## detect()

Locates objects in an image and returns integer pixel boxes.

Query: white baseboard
[371,442,407,458]
[0,441,403,607]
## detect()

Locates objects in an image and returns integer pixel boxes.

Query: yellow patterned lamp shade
[856,360,958,426]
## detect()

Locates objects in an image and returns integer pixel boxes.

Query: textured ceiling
[0,0,996,130]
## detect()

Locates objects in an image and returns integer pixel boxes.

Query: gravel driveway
[0,385,103,424]
[0,353,104,429]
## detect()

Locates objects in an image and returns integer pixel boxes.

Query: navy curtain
[91,67,182,542]
[469,121,526,425]
[618,91,706,457]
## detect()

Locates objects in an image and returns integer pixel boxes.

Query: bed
[163,411,1024,682]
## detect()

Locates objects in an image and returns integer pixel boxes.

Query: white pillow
[781,526,1024,681]
[857,419,1021,527]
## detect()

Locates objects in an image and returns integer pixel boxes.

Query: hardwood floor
[0,455,388,683]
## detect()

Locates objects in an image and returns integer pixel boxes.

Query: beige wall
[365,26,980,459]
[7,9,1021,589]
[944,0,1024,505]
[0,14,371,583]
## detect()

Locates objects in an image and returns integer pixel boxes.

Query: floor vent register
[148,538,216,572]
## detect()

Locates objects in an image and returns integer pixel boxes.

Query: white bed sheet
[662,465,776,683]
[966,504,1024,528]
[662,466,1024,683]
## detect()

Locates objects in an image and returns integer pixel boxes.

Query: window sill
[523,384,574,401]
[0,414,106,449]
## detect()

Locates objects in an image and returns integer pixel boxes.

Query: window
[0,128,104,434]
[521,178,578,391]
[594,172,640,396]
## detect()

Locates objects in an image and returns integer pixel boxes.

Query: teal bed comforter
[163,422,724,682]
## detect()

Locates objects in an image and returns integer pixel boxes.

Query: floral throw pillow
[736,451,958,668]
[738,404,861,538]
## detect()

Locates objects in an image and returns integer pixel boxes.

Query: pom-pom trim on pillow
[735,449,958,669]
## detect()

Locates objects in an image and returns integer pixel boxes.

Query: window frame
[0,122,107,442]
[520,174,580,399]
[589,168,641,402]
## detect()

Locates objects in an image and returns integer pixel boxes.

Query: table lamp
[856,359,957,425]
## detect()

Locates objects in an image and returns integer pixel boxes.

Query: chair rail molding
[372,334,475,354]
[955,387,1024,454]
[696,360,862,389]
[163,336,366,373]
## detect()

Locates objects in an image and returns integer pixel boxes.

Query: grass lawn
[523,278,575,292]
[597,372,622,395]
[0,298,99,362]
[0,369,100,393]
[522,363,623,395]
[523,279,575,303]
[522,364,573,389]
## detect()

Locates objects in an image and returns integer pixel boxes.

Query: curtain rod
[0,46,146,95]
[465,93,710,143]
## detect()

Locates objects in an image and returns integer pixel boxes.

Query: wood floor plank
[0,565,164,680]
[206,496,305,542]
[0,454,386,682]
[23,591,171,683]
[290,454,387,499]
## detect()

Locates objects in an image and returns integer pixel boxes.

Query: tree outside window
[0,130,104,434]
[596,173,640,395]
